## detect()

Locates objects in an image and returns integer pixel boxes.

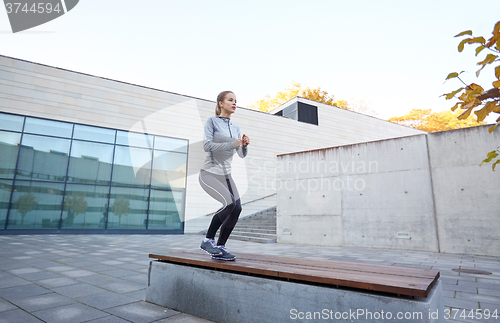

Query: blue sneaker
[211,245,236,261]
[200,239,223,256]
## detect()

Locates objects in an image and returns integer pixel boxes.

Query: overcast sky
[1,0,499,120]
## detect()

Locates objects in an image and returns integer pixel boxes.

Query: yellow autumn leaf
[496,66,500,80]
[469,37,486,44]
[474,101,497,122]
[475,45,485,56]
[443,87,464,100]
[455,30,473,37]
[458,39,470,52]
[480,150,499,167]
[458,107,475,119]
[489,121,500,133]
[485,21,500,47]
[494,80,500,88]
[493,160,500,171]
[451,102,462,112]
[445,72,459,80]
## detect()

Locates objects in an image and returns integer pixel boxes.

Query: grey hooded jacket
[201,116,248,175]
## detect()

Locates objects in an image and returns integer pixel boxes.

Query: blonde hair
[215,91,234,116]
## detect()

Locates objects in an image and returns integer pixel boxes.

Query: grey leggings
[199,169,242,246]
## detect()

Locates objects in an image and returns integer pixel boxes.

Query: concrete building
[276,125,500,257]
[0,54,423,235]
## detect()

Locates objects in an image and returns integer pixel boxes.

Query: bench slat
[149,251,439,298]
[237,253,439,280]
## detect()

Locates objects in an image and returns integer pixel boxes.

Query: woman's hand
[242,134,250,146]
[234,139,243,148]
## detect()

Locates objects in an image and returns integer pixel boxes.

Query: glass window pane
[7,181,64,229]
[73,124,115,144]
[0,113,24,132]
[151,151,187,190]
[0,131,21,179]
[116,131,153,148]
[24,117,73,138]
[16,135,70,182]
[107,186,148,230]
[112,146,152,188]
[154,136,188,153]
[61,184,109,229]
[68,141,113,185]
[0,180,13,229]
[148,189,184,230]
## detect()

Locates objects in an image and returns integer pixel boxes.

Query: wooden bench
[146,252,444,323]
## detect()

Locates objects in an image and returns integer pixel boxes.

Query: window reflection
[154,136,188,153]
[151,151,187,190]
[24,117,73,138]
[68,141,113,185]
[8,181,64,229]
[112,146,152,188]
[107,187,148,229]
[0,131,21,179]
[0,180,13,229]
[116,131,153,149]
[73,124,115,144]
[16,135,70,182]
[148,189,184,230]
[61,184,109,229]
[0,112,187,233]
[0,114,24,132]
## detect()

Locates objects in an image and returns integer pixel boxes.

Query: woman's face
[220,93,237,116]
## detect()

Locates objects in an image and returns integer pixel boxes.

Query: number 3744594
[5,2,62,14]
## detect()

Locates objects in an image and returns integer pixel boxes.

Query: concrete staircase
[220,206,277,243]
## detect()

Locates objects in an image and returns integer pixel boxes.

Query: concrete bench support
[146,253,444,323]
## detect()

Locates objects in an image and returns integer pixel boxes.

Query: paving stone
[0,274,31,289]
[478,288,500,297]
[45,265,77,272]
[0,309,44,323]
[0,298,17,312]
[75,291,137,310]
[51,283,107,298]
[122,289,146,301]
[98,280,145,293]
[105,301,178,323]
[443,283,478,294]
[9,292,76,312]
[22,271,63,281]
[78,264,115,272]
[35,277,80,288]
[32,303,109,323]
[0,283,51,301]
[156,313,216,322]
[7,267,42,276]
[456,291,500,304]
[99,268,138,278]
[59,269,97,278]
[83,315,131,323]
[100,260,125,266]
[444,297,480,310]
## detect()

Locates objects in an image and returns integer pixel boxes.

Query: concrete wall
[428,126,500,256]
[0,55,424,233]
[277,125,500,256]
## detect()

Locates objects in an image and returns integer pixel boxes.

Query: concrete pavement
[0,234,499,322]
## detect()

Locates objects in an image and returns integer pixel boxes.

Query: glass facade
[0,112,188,234]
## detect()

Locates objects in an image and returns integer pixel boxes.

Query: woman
[199,91,250,261]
